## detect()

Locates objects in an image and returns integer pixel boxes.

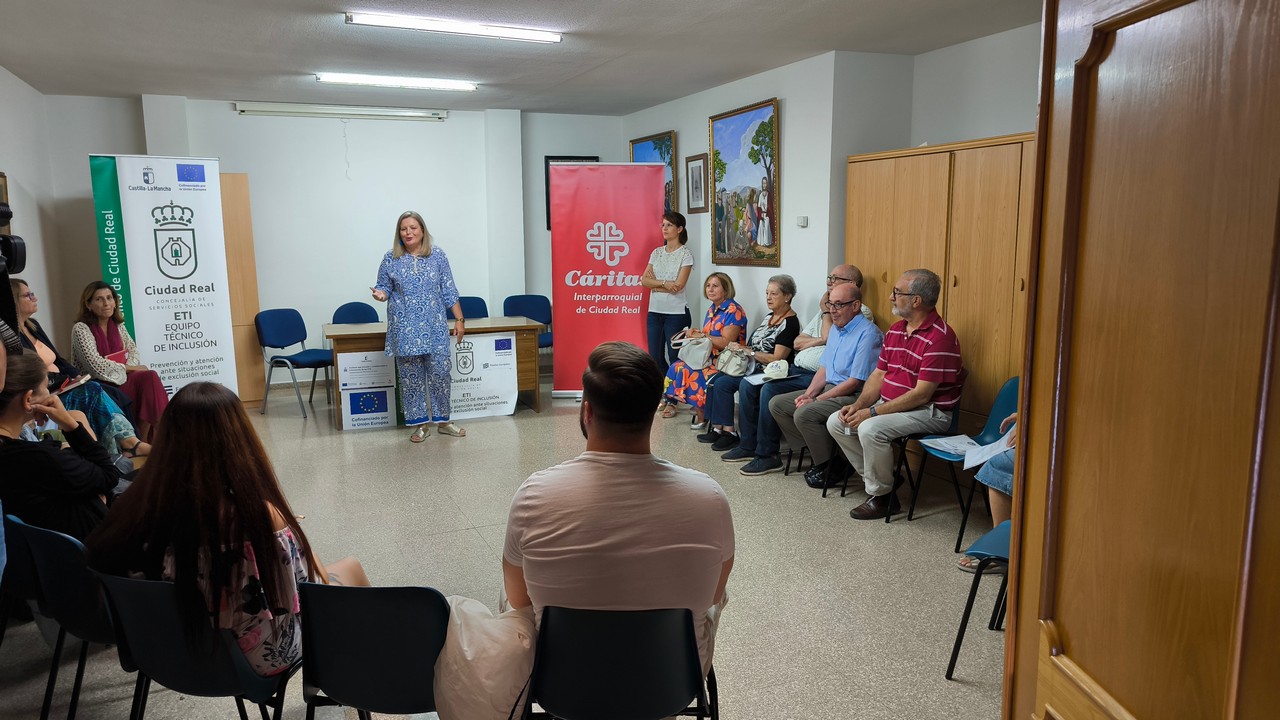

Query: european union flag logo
[176,164,206,182]
[494,338,513,351]
[349,390,388,415]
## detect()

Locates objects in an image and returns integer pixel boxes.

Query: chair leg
[989,571,1010,630]
[707,666,719,720]
[325,367,332,405]
[901,449,929,523]
[946,559,993,679]
[308,368,319,403]
[67,639,90,720]
[261,363,274,414]
[797,446,807,473]
[257,703,270,720]
[955,470,981,553]
[282,363,307,418]
[234,698,250,720]
[357,710,373,720]
[304,704,316,720]
[783,449,794,475]
[128,673,148,720]
[41,626,67,720]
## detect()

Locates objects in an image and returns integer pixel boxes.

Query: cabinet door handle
[1019,278,1025,291]
[881,271,888,283]
[953,275,959,288]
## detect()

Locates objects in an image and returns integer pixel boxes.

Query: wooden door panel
[892,153,951,313]
[1018,0,1280,718]
[946,144,1023,414]
[846,159,898,327]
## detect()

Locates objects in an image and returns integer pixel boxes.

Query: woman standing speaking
[371,211,466,443]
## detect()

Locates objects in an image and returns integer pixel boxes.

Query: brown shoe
[849,492,900,520]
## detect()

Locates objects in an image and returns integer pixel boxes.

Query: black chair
[9,516,124,720]
[298,583,450,720]
[458,296,489,320]
[95,574,297,720]
[782,445,808,476]
[527,607,718,720]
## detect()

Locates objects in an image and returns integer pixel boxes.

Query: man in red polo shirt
[826,269,963,520]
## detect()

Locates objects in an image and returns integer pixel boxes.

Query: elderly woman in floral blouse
[371,211,466,443]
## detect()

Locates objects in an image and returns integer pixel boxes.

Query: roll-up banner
[89,155,238,395]
[548,163,665,395]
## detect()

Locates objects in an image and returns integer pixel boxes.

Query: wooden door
[945,143,1023,417]
[845,158,897,325]
[1010,0,1280,718]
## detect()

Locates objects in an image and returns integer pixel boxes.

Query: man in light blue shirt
[770,282,883,488]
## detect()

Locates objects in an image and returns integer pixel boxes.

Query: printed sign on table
[449,332,518,420]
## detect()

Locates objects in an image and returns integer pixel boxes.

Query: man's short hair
[582,342,663,429]
[904,268,942,307]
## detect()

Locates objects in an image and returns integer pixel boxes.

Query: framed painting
[708,98,780,267]
[544,155,599,230]
[685,154,708,214]
[629,130,677,214]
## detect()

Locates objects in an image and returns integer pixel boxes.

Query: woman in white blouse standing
[641,212,694,375]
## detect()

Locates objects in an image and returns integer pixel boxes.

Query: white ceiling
[1,0,1042,116]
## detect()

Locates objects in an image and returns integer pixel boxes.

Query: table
[323,316,545,430]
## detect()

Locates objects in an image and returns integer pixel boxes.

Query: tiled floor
[0,382,1007,719]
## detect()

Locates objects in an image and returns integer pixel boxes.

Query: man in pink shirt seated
[826,269,964,520]
[503,341,736,671]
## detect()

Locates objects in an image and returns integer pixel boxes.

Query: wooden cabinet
[845,134,1034,425]
[219,173,264,404]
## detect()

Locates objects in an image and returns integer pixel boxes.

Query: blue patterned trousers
[396,354,452,425]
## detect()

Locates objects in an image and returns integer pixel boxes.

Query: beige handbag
[715,346,751,376]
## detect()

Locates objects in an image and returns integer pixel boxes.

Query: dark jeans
[647,309,691,374]
[736,371,815,457]
[707,371,747,426]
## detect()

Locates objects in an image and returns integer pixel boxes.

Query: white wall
[44,95,146,347]
[186,101,491,343]
[830,52,915,268]
[0,67,62,339]
[911,23,1041,146]
[520,113,624,300]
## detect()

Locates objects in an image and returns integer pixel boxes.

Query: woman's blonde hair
[391,211,433,258]
[704,272,735,301]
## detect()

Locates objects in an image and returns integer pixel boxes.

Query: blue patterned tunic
[374,248,461,358]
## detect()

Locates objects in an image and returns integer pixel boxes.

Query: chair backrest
[458,296,489,320]
[1,515,41,605]
[974,376,1020,446]
[255,308,308,350]
[15,517,114,645]
[531,607,704,720]
[298,583,449,714]
[95,574,282,703]
[502,294,552,325]
[331,301,379,325]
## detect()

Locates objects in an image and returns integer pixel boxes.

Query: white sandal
[437,421,467,437]
[409,425,429,443]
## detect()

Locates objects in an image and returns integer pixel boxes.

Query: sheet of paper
[918,435,979,455]
[744,373,767,386]
[963,427,1016,470]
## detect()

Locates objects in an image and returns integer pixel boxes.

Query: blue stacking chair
[912,376,1020,552]
[458,296,489,320]
[331,302,379,324]
[946,520,1011,680]
[503,294,553,349]
[255,308,333,418]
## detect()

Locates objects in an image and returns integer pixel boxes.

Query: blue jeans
[736,372,814,457]
[647,309,691,374]
[707,371,747,426]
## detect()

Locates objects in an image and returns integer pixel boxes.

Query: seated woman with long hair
[71,281,169,441]
[0,353,124,540]
[87,382,369,676]
[10,278,150,457]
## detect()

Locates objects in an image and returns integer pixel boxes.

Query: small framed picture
[685,154,708,214]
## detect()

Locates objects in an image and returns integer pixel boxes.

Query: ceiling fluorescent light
[345,11,561,43]
[235,102,448,121]
[315,72,476,92]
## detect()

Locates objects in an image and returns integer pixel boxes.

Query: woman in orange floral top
[661,272,747,429]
